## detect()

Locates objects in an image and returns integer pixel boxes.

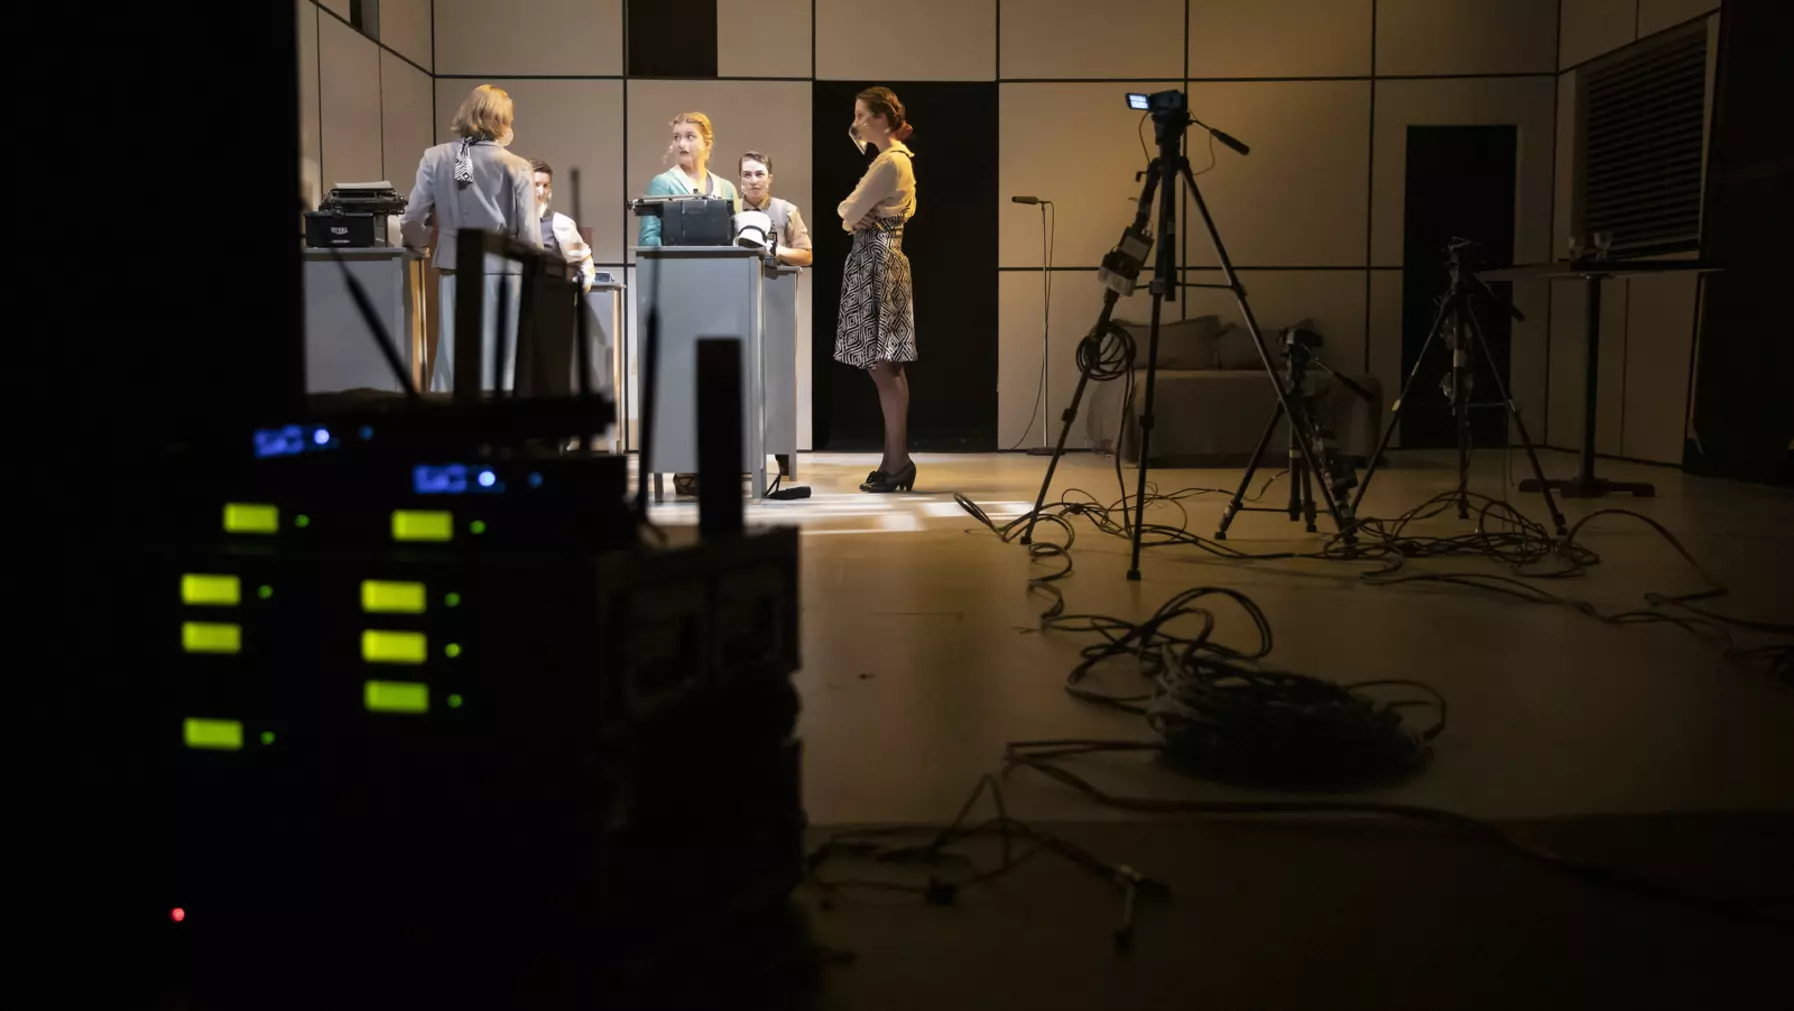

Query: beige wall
[298,0,435,193]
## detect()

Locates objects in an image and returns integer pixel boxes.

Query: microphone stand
[1010,198,1055,454]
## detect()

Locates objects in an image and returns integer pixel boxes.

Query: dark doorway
[810,81,999,451]
[1401,125,1517,449]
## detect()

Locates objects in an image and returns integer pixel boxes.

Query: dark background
[627,0,718,78]
[1686,0,1794,485]
[1401,125,1517,450]
[810,81,999,452]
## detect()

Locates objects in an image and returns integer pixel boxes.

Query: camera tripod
[1216,327,1375,537]
[1020,90,1361,577]
[1350,239,1567,535]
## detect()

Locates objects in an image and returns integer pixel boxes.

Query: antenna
[570,166,595,453]
[328,247,422,404]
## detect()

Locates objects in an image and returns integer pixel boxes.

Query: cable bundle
[1030,586,1443,791]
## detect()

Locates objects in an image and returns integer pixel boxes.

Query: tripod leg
[1299,458,1317,532]
[1454,321,1472,520]
[1020,367,1099,546]
[1465,311,1568,536]
[1286,445,1303,522]
[1216,401,1284,540]
[1127,291,1169,580]
[1351,292,1458,516]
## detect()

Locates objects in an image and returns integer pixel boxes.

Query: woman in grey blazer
[400,84,540,393]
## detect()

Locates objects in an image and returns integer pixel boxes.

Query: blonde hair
[666,111,715,164]
[451,85,515,142]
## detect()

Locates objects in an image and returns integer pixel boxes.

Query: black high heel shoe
[860,460,916,493]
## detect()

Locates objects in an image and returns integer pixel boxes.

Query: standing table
[1477,258,1721,498]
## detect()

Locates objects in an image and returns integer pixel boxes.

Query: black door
[810,81,999,451]
[1401,125,1517,449]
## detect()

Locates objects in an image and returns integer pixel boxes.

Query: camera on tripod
[1126,90,1187,116]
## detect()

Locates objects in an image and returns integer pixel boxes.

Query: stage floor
[649,449,1794,828]
[648,450,1794,1007]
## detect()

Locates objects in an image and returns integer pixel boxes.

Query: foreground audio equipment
[159,229,806,1009]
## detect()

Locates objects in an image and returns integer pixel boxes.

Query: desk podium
[302,247,425,392]
[634,246,776,499]
[1478,258,1721,498]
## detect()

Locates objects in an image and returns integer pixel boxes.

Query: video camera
[1126,90,1187,116]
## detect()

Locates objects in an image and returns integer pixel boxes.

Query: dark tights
[867,360,910,473]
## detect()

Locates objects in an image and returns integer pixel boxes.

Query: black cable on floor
[999,744,1794,933]
[806,774,1170,949]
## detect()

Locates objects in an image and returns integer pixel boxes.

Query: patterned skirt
[833,218,916,369]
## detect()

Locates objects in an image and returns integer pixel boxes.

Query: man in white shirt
[530,159,597,291]
[737,151,813,267]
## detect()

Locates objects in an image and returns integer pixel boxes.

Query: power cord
[806,774,1170,952]
[1001,743,1794,932]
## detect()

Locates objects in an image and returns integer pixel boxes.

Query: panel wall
[1638,0,1721,36]
[1189,0,1374,79]
[997,82,1183,270]
[1559,0,1637,69]
[815,0,996,81]
[433,0,623,77]
[1182,81,1371,268]
[380,0,434,70]
[299,2,321,208]
[1375,0,1559,77]
[717,0,812,78]
[381,54,434,190]
[318,12,385,186]
[1001,0,1185,80]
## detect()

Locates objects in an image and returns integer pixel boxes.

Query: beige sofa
[1086,315,1384,467]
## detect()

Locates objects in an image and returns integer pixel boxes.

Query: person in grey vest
[399,84,540,393]
[529,159,596,291]
[737,151,813,267]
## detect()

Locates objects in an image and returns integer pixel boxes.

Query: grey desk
[302,247,425,392]
[580,279,626,449]
[762,263,803,478]
[633,246,769,498]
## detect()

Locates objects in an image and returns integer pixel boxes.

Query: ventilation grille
[1582,28,1707,255]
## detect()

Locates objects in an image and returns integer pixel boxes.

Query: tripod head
[1443,237,1525,324]
[1126,90,1252,155]
[1280,324,1377,403]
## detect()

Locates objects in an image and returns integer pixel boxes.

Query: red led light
[170,907,186,923]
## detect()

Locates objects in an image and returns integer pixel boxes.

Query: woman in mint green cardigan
[637,111,739,246]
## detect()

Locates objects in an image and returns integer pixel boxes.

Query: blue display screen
[253,424,335,458]
[413,464,505,495]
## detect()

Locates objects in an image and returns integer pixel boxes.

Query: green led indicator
[257,584,274,600]
[444,592,462,608]
[447,694,464,709]
[445,642,463,658]
[260,731,276,746]
[469,520,487,535]
[295,514,312,528]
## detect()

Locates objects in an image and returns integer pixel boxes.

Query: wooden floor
[647,450,1794,1008]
